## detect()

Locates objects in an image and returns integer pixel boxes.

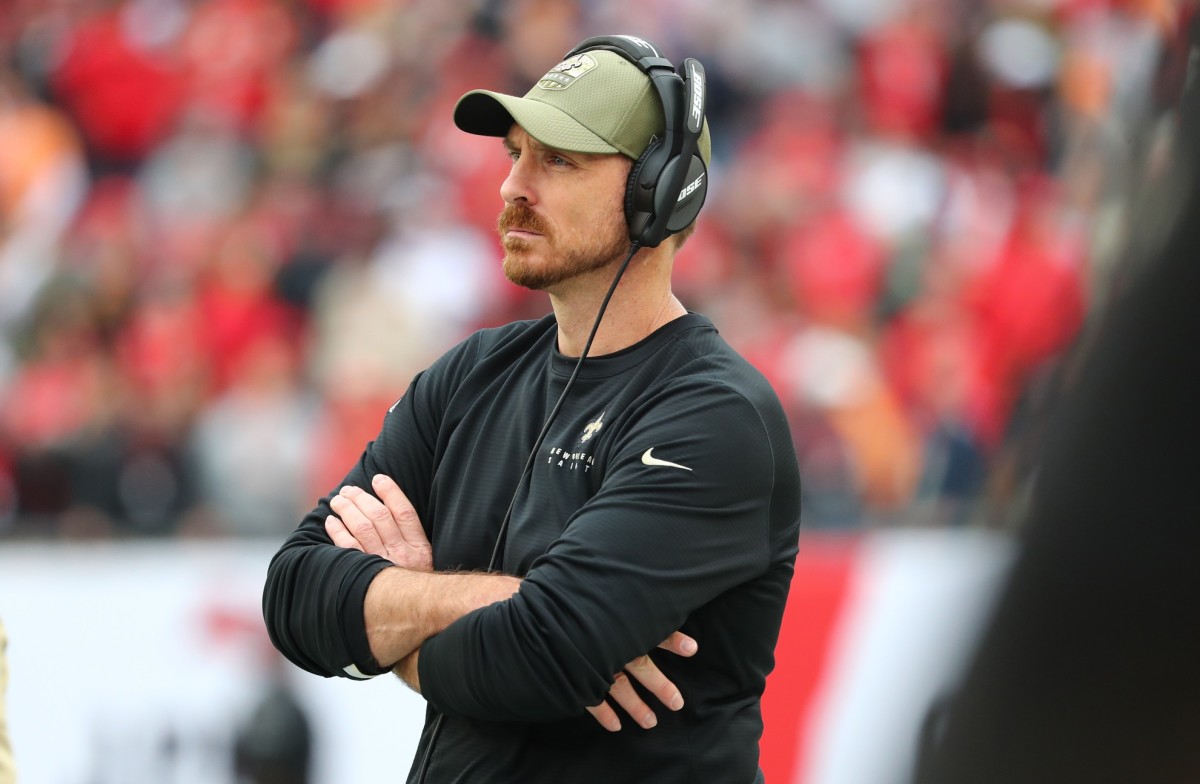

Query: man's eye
[549,155,570,167]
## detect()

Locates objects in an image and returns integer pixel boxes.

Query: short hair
[672,219,699,250]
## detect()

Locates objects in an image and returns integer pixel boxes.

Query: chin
[502,253,549,291]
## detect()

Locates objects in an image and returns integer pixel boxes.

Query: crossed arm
[325,473,696,732]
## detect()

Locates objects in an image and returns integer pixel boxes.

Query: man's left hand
[326,474,433,572]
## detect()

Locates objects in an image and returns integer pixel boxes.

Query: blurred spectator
[48,0,189,169]
[0,0,1185,538]
[1,273,116,533]
[231,638,314,784]
[0,66,88,373]
[233,676,313,784]
[781,325,922,523]
[188,330,315,538]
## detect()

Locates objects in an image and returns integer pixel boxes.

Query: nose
[500,147,536,207]
[500,163,532,207]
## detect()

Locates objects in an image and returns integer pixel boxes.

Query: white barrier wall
[0,541,426,784]
[0,533,1013,784]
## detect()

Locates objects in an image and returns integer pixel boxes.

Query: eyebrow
[502,136,594,160]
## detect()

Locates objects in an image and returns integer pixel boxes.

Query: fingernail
[372,474,387,487]
[642,713,657,729]
[681,638,697,655]
[339,486,352,496]
[669,693,684,711]
[607,718,621,732]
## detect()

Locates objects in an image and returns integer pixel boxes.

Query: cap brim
[453,90,621,155]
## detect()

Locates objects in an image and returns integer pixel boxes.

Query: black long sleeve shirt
[263,313,802,783]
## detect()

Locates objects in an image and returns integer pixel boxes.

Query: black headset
[562,35,709,249]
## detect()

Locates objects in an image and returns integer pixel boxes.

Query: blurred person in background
[0,617,13,784]
[263,34,802,784]
[232,652,313,784]
[0,65,88,354]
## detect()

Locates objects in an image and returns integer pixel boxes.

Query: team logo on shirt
[547,446,596,472]
[580,411,605,444]
[544,411,605,474]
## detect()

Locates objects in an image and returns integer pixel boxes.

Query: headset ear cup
[625,136,664,245]
[665,154,707,233]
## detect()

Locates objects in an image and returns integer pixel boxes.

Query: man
[263,35,801,783]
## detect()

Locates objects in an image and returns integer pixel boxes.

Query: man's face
[497,125,632,292]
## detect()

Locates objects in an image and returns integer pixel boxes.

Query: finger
[586,701,622,733]
[339,485,407,552]
[325,515,364,552]
[371,474,430,551]
[343,482,412,557]
[329,489,387,556]
[656,631,698,658]
[607,671,658,729]
[624,655,684,712]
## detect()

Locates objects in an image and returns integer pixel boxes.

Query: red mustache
[498,204,550,238]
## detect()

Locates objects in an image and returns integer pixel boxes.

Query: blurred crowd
[0,0,1189,538]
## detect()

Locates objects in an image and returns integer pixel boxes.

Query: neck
[549,243,687,357]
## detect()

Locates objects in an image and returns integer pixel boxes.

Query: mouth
[505,227,543,239]
[498,204,550,245]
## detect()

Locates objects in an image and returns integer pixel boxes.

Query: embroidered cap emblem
[538,53,598,91]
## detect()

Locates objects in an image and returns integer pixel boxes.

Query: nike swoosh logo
[641,448,692,471]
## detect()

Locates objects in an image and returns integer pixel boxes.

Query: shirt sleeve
[417,380,785,720]
[261,334,480,680]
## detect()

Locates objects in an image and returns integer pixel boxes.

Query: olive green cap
[454,49,710,164]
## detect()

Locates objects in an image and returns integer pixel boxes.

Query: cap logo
[537,53,598,91]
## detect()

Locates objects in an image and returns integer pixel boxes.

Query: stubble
[497,203,629,291]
